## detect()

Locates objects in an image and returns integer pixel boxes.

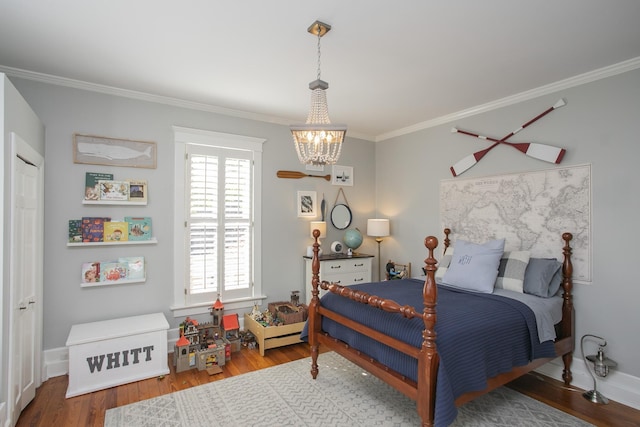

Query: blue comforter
[301,278,557,427]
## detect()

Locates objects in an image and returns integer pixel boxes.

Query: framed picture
[127,179,148,203]
[73,134,157,169]
[331,165,353,186]
[297,191,317,218]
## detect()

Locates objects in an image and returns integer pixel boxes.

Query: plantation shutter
[186,145,253,304]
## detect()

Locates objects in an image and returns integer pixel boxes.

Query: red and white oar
[449,99,566,177]
[451,128,566,165]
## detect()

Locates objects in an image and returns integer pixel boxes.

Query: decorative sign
[73,134,157,169]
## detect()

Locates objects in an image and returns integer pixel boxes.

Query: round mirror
[330,204,352,230]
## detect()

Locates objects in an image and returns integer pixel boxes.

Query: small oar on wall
[277,170,331,181]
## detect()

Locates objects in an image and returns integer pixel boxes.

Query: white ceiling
[1,1,640,141]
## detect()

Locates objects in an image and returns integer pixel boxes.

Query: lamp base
[583,389,609,404]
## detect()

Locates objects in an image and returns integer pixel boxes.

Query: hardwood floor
[17,343,640,427]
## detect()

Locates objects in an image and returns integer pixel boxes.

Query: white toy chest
[65,312,169,398]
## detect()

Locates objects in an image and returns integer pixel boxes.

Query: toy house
[174,316,229,373]
[222,313,241,352]
[209,297,224,332]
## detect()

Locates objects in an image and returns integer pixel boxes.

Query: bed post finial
[443,228,451,252]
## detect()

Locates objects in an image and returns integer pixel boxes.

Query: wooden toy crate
[244,313,304,356]
[268,302,308,324]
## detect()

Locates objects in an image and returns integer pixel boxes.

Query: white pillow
[441,239,505,293]
[494,251,531,293]
[435,246,454,283]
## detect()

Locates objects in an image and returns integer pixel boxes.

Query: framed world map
[440,164,591,283]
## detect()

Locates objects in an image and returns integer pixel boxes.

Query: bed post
[309,229,322,379]
[443,228,451,252]
[417,236,439,427]
[561,232,574,385]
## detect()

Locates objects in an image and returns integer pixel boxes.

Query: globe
[343,228,363,251]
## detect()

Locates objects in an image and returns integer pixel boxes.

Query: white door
[9,133,44,423]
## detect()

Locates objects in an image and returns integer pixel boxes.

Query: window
[173,127,265,315]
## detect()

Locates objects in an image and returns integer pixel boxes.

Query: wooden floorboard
[16,343,640,427]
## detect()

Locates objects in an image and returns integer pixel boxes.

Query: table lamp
[367,219,390,281]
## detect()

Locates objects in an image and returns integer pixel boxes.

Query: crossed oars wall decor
[450,99,567,177]
[276,170,331,181]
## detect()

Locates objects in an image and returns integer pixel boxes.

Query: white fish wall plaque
[73,134,157,168]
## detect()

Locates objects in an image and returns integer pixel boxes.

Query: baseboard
[42,346,69,380]
[535,358,640,410]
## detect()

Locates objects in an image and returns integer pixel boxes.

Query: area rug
[104,352,593,427]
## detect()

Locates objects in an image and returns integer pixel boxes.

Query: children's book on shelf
[104,221,129,242]
[127,179,147,203]
[99,180,130,201]
[119,256,145,280]
[69,219,83,243]
[100,262,128,282]
[85,172,113,201]
[81,217,111,242]
[81,262,100,283]
[125,216,152,240]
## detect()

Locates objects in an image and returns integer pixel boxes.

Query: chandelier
[290,20,347,166]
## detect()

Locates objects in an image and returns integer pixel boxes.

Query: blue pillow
[523,258,563,298]
[441,239,505,293]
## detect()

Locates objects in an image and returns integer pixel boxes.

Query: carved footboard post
[417,236,439,427]
[561,232,574,385]
[309,229,322,379]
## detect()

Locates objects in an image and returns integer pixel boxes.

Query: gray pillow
[441,239,505,293]
[495,251,531,293]
[523,258,563,298]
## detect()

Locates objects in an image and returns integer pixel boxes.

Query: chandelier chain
[316,30,322,81]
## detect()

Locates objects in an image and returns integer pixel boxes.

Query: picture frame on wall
[331,165,353,186]
[297,191,317,218]
[73,134,157,169]
[127,179,148,203]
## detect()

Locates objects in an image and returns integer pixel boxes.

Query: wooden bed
[306,228,575,427]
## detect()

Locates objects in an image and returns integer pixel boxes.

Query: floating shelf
[67,238,157,247]
[80,278,146,288]
[82,199,147,206]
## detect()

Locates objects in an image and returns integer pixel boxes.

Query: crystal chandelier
[290,20,347,166]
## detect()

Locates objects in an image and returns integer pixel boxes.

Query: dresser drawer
[321,258,370,275]
[323,271,370,286]
[304,255,373,304]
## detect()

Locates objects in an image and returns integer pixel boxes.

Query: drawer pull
[354,263,364,267]
[354,277,364,282]
[330,265,342,270]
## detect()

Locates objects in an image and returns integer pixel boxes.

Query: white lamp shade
[367,219,390,237]
[310,221,327,238]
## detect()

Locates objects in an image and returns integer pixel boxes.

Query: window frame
[171,126,266,318]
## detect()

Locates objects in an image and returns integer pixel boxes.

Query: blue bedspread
[301,278,557,427]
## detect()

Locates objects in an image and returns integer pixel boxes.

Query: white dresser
[304,254,373,303]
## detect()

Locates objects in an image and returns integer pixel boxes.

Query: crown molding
[376,56,640,142]
[2,57,639,143]
[0,64,295,125]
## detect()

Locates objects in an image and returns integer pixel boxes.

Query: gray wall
[375,69,640,378]
[10,78,376,351]
[9,67,640,383]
